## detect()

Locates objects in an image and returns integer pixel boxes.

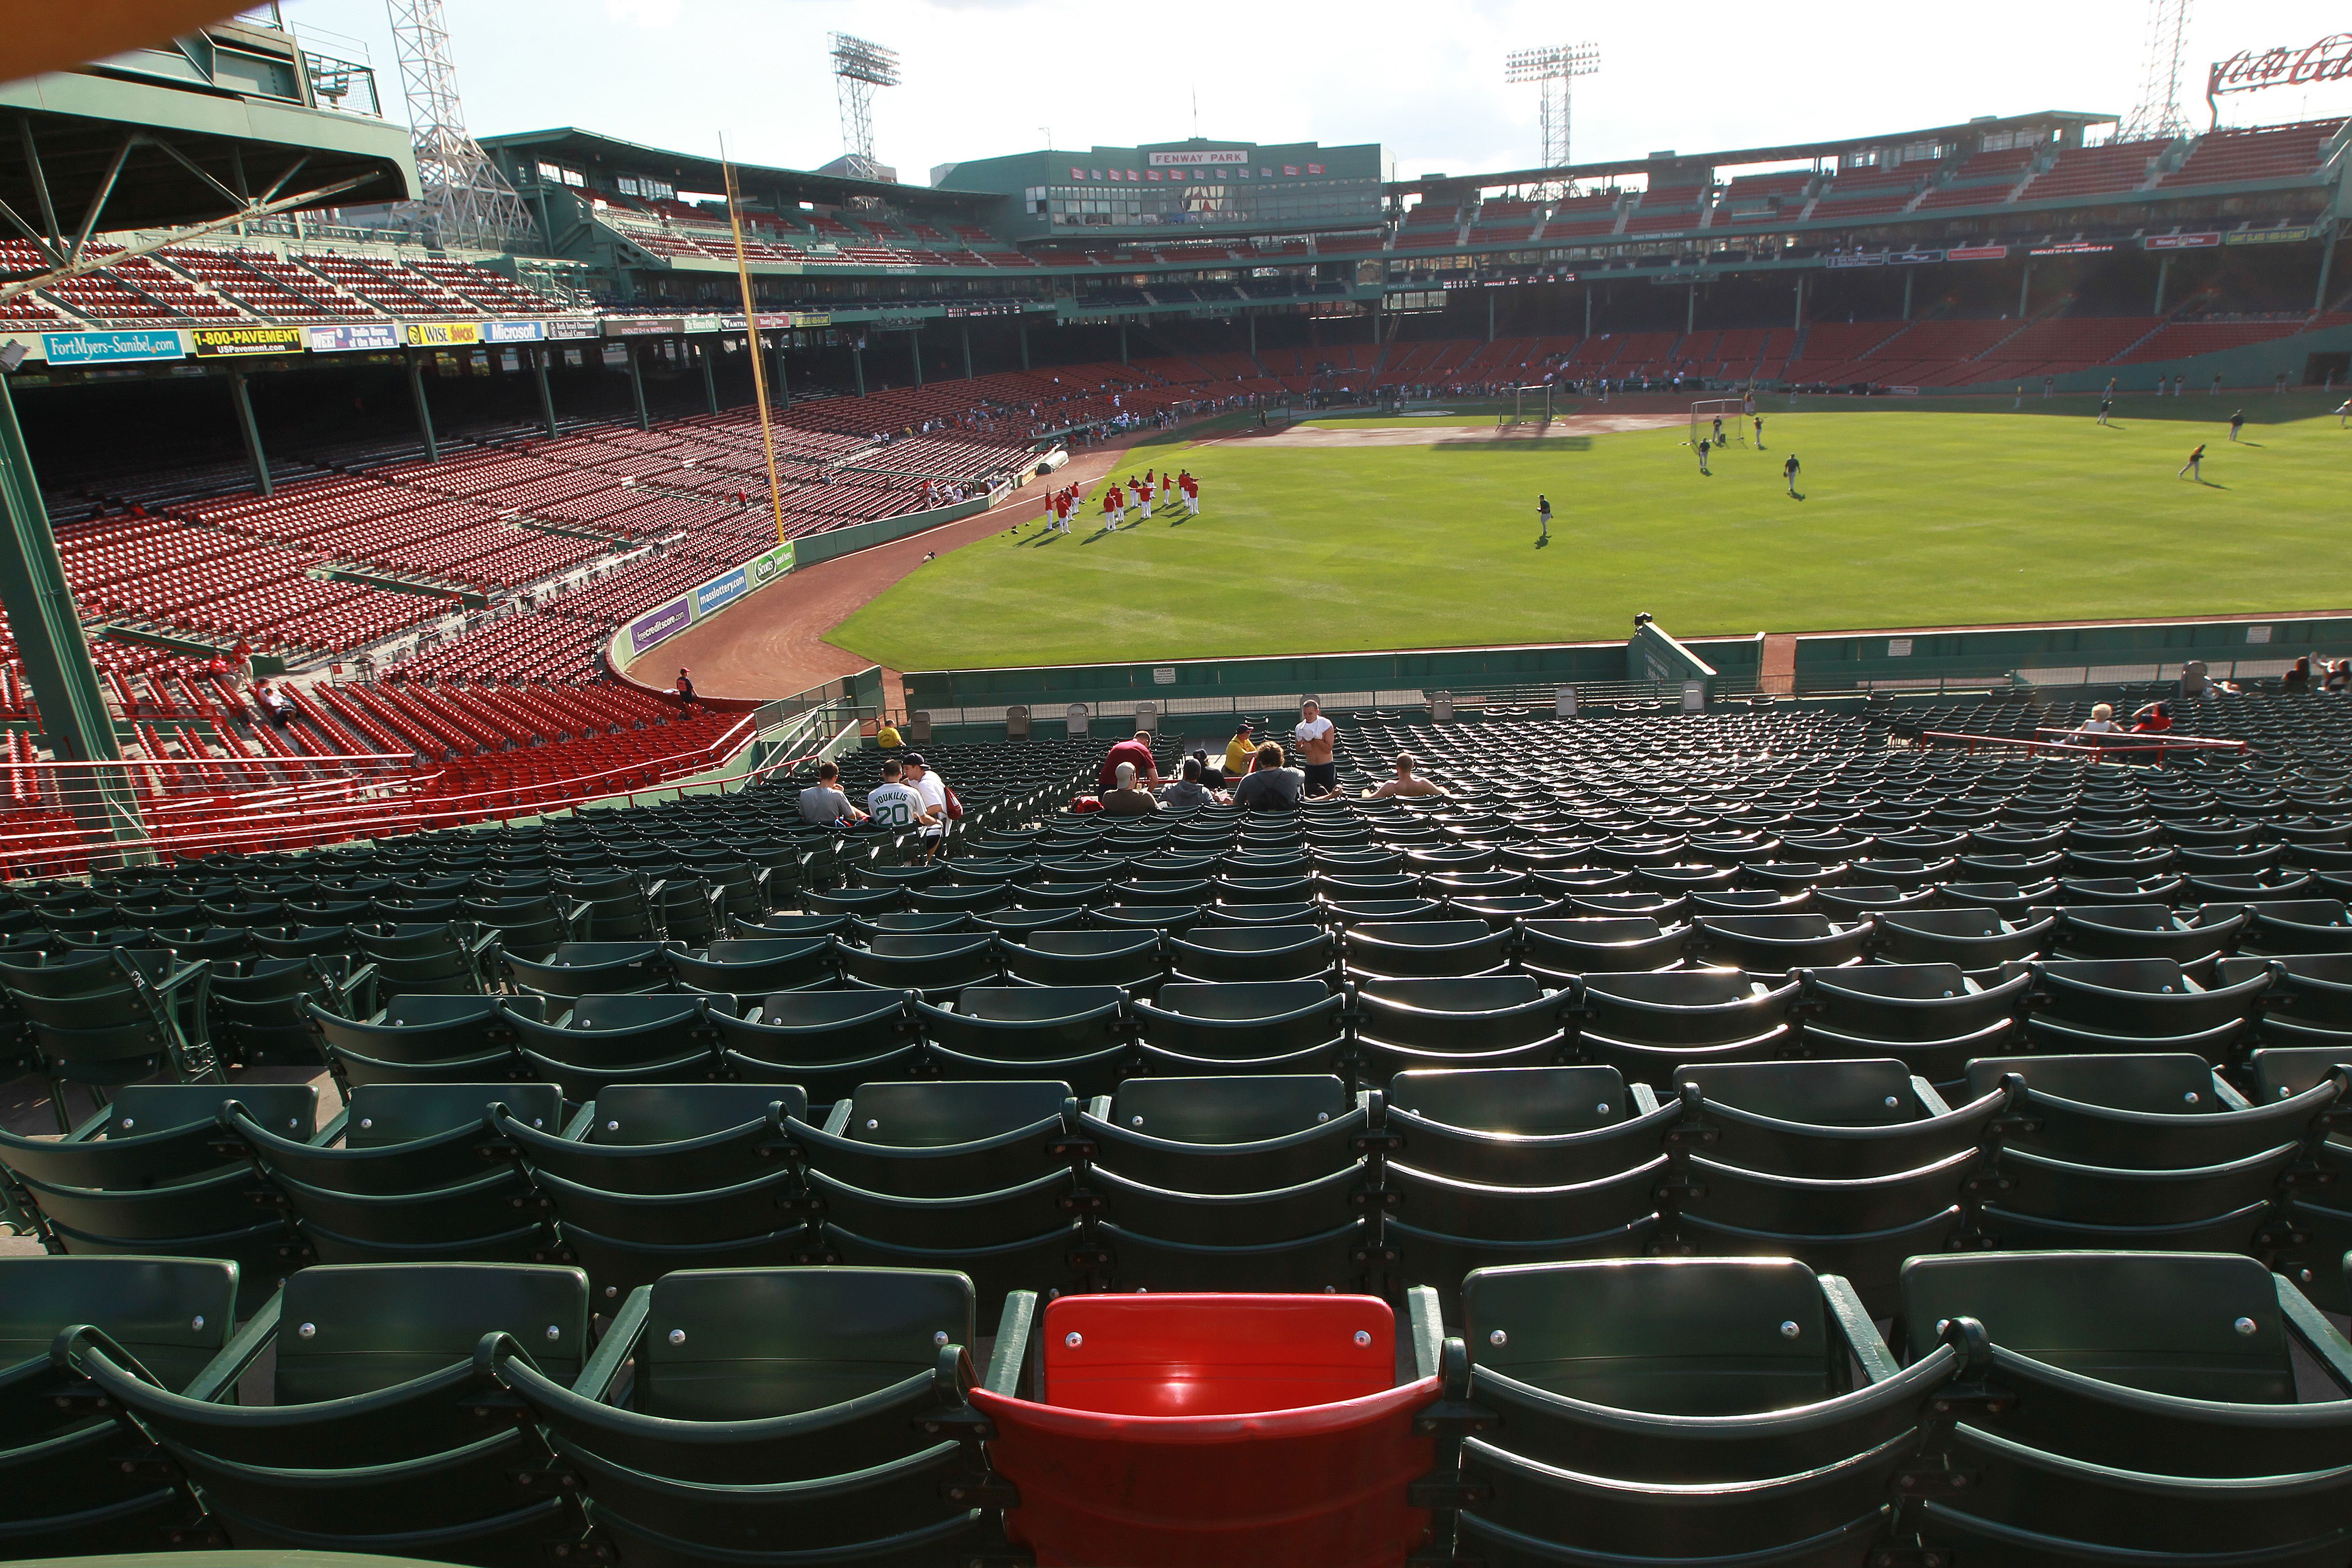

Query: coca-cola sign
[2207,34,2352,126]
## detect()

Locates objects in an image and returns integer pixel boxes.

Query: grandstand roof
[0,67,416,233]
[1389,110,2118,198]
[481,128,1003,212]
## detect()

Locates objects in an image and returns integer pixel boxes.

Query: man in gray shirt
[799,760,867,827]
[1231,741,1305,809]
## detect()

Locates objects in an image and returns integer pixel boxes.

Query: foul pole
[722,139,790,550]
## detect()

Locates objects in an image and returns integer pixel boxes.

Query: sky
[275,0,2352,187]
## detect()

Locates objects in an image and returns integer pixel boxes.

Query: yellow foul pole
[721,137,790,550]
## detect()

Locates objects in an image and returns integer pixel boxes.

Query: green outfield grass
[828,397,2352,671]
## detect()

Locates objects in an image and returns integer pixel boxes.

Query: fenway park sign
[2208,34,2352,127]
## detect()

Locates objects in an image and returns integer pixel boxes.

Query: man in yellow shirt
[1218,720,1256,784]
[875,720,903,748]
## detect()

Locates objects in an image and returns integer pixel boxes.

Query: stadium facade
[0,5,2349,862]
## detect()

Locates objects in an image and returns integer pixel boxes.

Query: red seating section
[972,1294,1439,1568]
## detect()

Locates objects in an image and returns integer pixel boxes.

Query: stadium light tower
[831,33,902,182]
[385,0,539,251]
[2122,0,2194,140]
[1505,42,1601,196]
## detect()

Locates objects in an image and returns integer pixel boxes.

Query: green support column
[699,342,719,415]
[1018,321,1029,371]
[1902,271,1914,321]
[1247,313,1256,358]
[1793,274,1806,331]
[228,368,271,498]
[406,350,439,464]
[1583,289,1592,337]
[627,341,649,431]
[910,330,923,388]
[1685,283,1696,335]
[1486,290,1495,343]
[2018,260,2034,318]
[0,374,147,858]
[1118,320,1128,364]
[2315,221,2340,313]
[772,338,790,409]
[534,347,558,437]
[853,340,866,397]
[2153,255,2172,316]
[961,321,974,379]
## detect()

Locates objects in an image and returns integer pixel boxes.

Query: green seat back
[1899,1251,2291,1402]
[274,1262,589,1403]
[1105,1075,1351,1143]
[1678,1060,1920,1127]
[635,1266,974,1421]
[346,1082,563,1148]
[1389,1066,1631,1135]
[0,1256,237,1391]
[845,1080,1070,1146]
[588,1083,808,1142]
[1962,1054,2222,1115]
[1464,1258,1831,1415]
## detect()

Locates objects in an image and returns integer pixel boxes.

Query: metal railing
[1917,728,2252,765]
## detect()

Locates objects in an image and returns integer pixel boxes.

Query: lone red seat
[970,1291,1447,1567]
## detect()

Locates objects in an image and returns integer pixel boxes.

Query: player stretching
[1102,486,1121,531]
[2179,443,2206,481]
[2337,399,2352,428]
[1181,469,1199,515]
[1696,438,1712,476]
[1139,478,1153,522]
[1783,453,1801,495]
[2096,394,2113,427]
[1753,414,1765,449]
[2228,409,2245,442]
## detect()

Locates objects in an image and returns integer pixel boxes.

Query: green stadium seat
[0,948,218,1130]
[486,1267,998,1565]
[0,1256,241,1557]
[915,985,1130,1094]
[504,941,675,999]
[54,1262,595,1559]
[1353,976,1572,1081]
[717,990,925,1104]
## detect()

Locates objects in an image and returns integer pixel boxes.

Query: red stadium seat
[971,1293,1443,1568]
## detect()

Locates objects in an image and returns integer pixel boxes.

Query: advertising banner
[693,566,750,618]
[627,596,696,651]
[484,319,547,343]
[1825,252,1886,268]
[684,316,723,334]
[547,318,601,340]
[1947,245,2009,262]
[750,541,795,585]
[405,322,484,347]
[2144,232,2222,251]
[40,330,186,365]
[190,325,304,357]
[2225,226,2318,246]
[307,323,401,353]
[1891,249,1945,265]
[606,317,684,336]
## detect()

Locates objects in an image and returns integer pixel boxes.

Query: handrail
[1918,728,2252,764]
[0,716,762,876]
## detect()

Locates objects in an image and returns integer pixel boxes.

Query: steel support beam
[700,342,719,415]
[0,374,146,859]
[910,330,922,388]
[229,369,270,498]
[534,346,558,437]
[627,340,649,430]
[406,349,439,463]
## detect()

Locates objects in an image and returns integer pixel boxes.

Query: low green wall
[1794,614,2352,690]
[905,632,1767,717]
[793,493,994,568]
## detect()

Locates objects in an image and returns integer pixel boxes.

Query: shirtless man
[1293,698,1338,798]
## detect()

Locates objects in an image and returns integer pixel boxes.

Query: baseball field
[825,393,2352,671]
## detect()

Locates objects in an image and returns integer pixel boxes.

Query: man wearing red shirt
[1097,732,1159,792]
